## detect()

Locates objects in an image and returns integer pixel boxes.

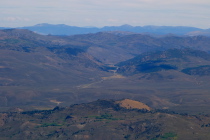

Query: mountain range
[116,48,210,76]
[1,27,210,139]
[1,23,210,36]
[0,29,210,115]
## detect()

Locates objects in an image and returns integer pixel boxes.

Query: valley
[2,0,210,138]
[0,29,210,116]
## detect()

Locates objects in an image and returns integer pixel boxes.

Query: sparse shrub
[39,123,62,127]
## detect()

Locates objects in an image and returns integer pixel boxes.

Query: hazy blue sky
[1,0,210,28]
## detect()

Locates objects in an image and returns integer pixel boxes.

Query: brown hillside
[116,99,151,110]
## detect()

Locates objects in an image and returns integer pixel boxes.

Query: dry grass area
[116,99,151,111]
[102,74,125,80]
[0,66,6,68]
[50,100,62,105]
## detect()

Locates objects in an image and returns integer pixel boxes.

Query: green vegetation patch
[2,39,21,44]
[151,132,177,140]
[38,122,63,127]
[87,113,121,121]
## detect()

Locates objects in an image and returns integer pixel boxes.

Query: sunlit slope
[116,99,151,110]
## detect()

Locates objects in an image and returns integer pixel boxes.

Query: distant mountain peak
[35,23,50,26]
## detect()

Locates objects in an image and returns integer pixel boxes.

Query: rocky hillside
[66,33,210,64]
[1,99,210,140]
